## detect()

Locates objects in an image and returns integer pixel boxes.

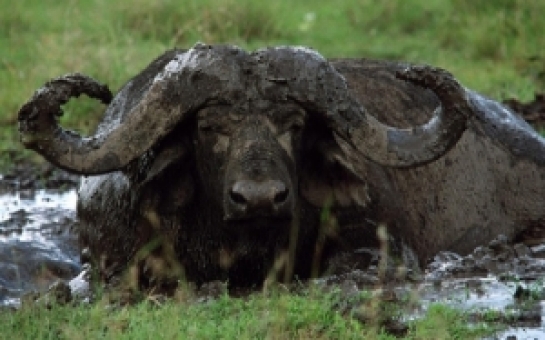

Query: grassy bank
[1,288,495,339]
[1,0,543,165]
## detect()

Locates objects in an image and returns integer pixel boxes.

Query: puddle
[0,179,80,308]
[415,278,545,338]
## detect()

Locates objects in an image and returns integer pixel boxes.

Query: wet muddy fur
[17,44,545,290]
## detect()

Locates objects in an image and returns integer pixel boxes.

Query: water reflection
[0,188,79,307]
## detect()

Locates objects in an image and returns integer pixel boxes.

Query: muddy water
[1,171,545,337]
[313,249,545,337]
[0,174,80,308]
[414,278,545,338]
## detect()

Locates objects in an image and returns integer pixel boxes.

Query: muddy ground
[1,94,545,337]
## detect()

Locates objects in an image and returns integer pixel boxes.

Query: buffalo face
[195,102,304,223]
[183,101,310,285]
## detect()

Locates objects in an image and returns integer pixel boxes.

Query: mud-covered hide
[331,58,545,261]
[21,45,543,291]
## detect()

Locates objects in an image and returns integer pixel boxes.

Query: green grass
[1,288,495,339]
[1,0,543,167]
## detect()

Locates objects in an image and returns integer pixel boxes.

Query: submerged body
[18,44,545,289]
[333,59,545,260]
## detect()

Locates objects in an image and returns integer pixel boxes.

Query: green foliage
[117,0,286,45]
[0,289,498,339]
[1,291,364,339]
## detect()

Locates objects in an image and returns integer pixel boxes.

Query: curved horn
[18,44,246,175]
[253,47,469,167]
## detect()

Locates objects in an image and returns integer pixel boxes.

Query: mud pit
[2,94,545,337]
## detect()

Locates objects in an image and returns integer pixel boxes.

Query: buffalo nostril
[273,187,289,204]
[226,179,293,219]
[230,189,247,205]
[229,179,291,213]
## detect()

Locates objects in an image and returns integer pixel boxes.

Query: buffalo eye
[278,119,304,137]
[197,120,230,136]
[196,105,233,136]
[290,121,304,134]
[198,121,213,133]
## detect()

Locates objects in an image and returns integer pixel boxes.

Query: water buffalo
[18,43,545,289]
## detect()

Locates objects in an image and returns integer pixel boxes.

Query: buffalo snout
[225,179,293,220]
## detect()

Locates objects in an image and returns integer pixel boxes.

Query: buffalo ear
[139,142,188,186]
[300,126,370,209]
[128,129,195,210]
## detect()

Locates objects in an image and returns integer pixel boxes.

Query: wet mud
[0,164,79,308]
[308,233,545,337]
[1,94,545,338]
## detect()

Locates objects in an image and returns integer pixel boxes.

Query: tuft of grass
[408,304,498,339]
